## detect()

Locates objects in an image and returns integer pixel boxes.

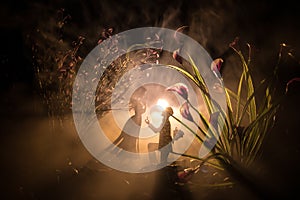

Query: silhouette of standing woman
[145,107,174,164]
[109,87,147,154]
[112,99,146,153]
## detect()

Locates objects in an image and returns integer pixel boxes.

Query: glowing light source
[157,99,169,109]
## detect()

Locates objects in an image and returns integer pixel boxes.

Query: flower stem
[187,99,209,130]
[171,115,203,143]
[171,151,224,170]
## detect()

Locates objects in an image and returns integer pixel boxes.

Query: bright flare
[157,99,169,109]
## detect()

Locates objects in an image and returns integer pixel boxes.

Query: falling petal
[211,58,224,72]
[177,167,194,183]
[98,27,114,44]
[286,77,300,93]
[73,168,79,174]
[213,83,224,93]
[174,26,188,44]
[281,43,287,47]
[107,27,114,34]
[155,33,160,40]
[166,83,189,100]
[180,101,194,122]
[97,38,104,44]
[229,37,239,49]
[223,177,230,181]
[172,49,183,64]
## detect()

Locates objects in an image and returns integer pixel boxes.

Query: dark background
[1,0,300,199]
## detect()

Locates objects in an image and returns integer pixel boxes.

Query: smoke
[1,0,300,199]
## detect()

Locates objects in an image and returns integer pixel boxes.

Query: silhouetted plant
[166,37,300,197]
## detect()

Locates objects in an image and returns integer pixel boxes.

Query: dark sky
[1,0,300,90]
[0,0,300,199]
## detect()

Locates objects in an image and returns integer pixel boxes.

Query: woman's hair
[131,86,147,101]
[129,86,147,111]
[165,107,173,116]
[129,99,146,114]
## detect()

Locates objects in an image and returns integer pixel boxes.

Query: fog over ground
[1,0,300,199]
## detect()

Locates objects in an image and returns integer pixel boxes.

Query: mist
[1,0,300,199]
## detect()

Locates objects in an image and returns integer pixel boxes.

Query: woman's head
[131,86,147,102]
[130,99,146,115]
[164,107,173,117]
[129,86,147,114]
